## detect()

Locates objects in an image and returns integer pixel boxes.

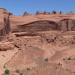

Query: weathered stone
[59,19,75,31]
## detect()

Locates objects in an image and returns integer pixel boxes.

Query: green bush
[4,69,10,75]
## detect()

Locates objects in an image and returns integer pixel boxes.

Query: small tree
[69,11,74,15]
[59,11,62,14]
[36,11,40,15]
[23,11,29,16]
[52,10,57,14]
[43,11,50,15]
[43,11,47,14]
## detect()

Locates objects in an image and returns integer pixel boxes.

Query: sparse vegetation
[36,11,40,15]
[36,11,50,15]
[2,69,10,75]
[52,10,57,14]
[59,11,62,14]
[23,11,29,16]
[68,11,74,15]
[43,11,50,15]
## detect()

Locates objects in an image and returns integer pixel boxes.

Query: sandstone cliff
[0,8,75,75]
[0,8,11,41]
[0,8,75,38]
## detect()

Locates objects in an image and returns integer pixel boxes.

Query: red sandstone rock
[0,8,75,75]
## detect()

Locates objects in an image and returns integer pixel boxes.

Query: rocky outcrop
[0,42,14,51]
[0,8,75,38]
[0,8,10,41]
[10,15,75,33]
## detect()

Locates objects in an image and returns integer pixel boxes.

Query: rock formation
[0,8,75,75]
[0,8,10,41]
[0,8,75,38]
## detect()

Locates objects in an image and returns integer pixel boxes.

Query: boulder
[0,41,14,51]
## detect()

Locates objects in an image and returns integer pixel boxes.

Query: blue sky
[0,0,75,15]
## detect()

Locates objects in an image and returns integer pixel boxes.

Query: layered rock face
[0,8,75,37]
[59,19,75,31]
[9,14,75,33]
[13,20,58,33]
[1,8,75,75]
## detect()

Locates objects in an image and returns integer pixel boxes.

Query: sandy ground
[0,48,18,74]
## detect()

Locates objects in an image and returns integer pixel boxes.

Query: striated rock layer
[0,8,75,37]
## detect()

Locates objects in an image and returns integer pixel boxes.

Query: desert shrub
[59,11,62,14]
[36,11,50,15]
[23,11,29,16]
[43,11,47,14]
[36,11,40,15]
[52,11,57,14]
[43,11,50,14]
[69,11,74,14]
[2,69,10,75]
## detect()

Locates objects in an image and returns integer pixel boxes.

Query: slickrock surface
[1,8,75,75]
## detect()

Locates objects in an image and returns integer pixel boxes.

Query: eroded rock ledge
[0,8,75,39]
